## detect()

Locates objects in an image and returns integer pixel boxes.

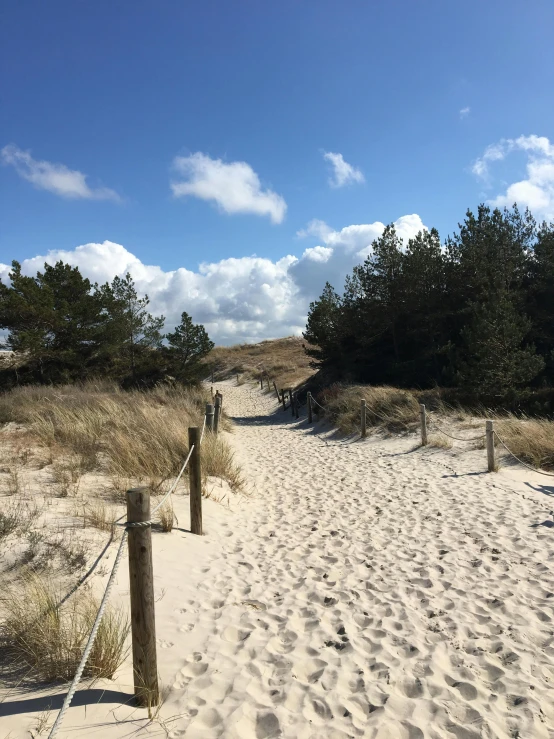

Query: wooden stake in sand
[486,420,496,472]
[294,392,299,419]
[260,376,264,390]
[289,389,294,416]
[273,381,280,401]
[307,391,312,423]
[126,487,159,708]
[205,402,214,432]
[420,404,428,446]
[361,399,367,438]
[214,394,222,435]
[188,427,202,534]
[281,390,286,412]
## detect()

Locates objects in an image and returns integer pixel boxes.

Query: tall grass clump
[316,384,420,434]
[0,380,243,492]
[1,574,129,682]
[496,416,554,470]
[201,432,244,492]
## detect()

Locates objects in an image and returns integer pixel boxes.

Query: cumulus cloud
[323,151,365,188]
[171,152,287,224]
[459,106,470,119]
[0,144,121,201]
[289,214,426,297]
[0,213,426,344]
[471,135,554,218]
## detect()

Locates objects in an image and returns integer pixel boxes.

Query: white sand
[2,381,554,738]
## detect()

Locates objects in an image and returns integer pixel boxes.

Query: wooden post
[236,374,239,385]
[486,420,496,472]
[294,392,299,419]
[420,404,428,446]
[307,391,312,423]
[214,394,222,435]
[260,376,263,390]
[361,399,367,438]
[205,402,214,432]
[126,487,159,708]
[273,381,280,401]
[210,386,214,401]
[289,389,294,416]
[281,390,286,412]
[266,376,271,391]
[188,427,202,534]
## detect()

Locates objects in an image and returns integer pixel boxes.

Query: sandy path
[2,381,554,738]
[156,382,554,739]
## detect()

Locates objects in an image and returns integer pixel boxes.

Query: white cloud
[459,106,470,119]
[0,213,426,344]
[0,144,121,201]
[296,218,333,241]
[289,214,426,297]
[171,152,287,224]
[471,135,554,218]
[323,151,365,188]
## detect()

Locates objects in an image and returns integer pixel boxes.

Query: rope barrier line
[427,417,485,442]
[48,441,196,739]
[493,430,554,478]
[200,415,207,444]
[48,532,128,739]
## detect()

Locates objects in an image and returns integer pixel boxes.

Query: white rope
[48,532,128,739]
[48,442,196,738]
[427,418,485,442]
[494,430,554,477]
[310,396,326,410]
[200,415,207,444]
[151,444,195,517]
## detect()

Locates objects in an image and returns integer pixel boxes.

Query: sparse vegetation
[1,573,129,682]
[314,384,420,435]
[157,501,174,533]
[207,336,316,390]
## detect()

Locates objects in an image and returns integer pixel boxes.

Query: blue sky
[1,0,553,342]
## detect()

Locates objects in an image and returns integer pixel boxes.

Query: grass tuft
[1,573,129,682]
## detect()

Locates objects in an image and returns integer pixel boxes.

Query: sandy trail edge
[2,381,554,739]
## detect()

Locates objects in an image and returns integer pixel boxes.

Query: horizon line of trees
[303,203,554,408]
[0,261,214,388]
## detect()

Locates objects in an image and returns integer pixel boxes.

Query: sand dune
[2,381,554,738]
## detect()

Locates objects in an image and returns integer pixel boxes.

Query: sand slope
[2,381,554,738]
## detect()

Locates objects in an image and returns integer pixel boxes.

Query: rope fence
[273,383,554,481]
[48,395,222,739]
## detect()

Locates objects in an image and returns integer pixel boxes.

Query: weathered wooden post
[126,487,159,708]
[307,391,313,423]
[260,376,264,390]
[420,404,428,446]
[236,374,240,385]
[361,399,367,439]
[294,392,299,419]
[205,402,214,432]
[486,420,496,472]
[289,389,294,416]
[188,427,202,534]
[273,381,280,401]
[214,394,222,435]
[281,390,286,412]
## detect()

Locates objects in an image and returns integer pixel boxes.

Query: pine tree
[166,311,214,381]
[99,273,165,382]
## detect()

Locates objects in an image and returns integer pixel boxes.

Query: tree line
[0,261,214,388]
[304,204,554,409]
